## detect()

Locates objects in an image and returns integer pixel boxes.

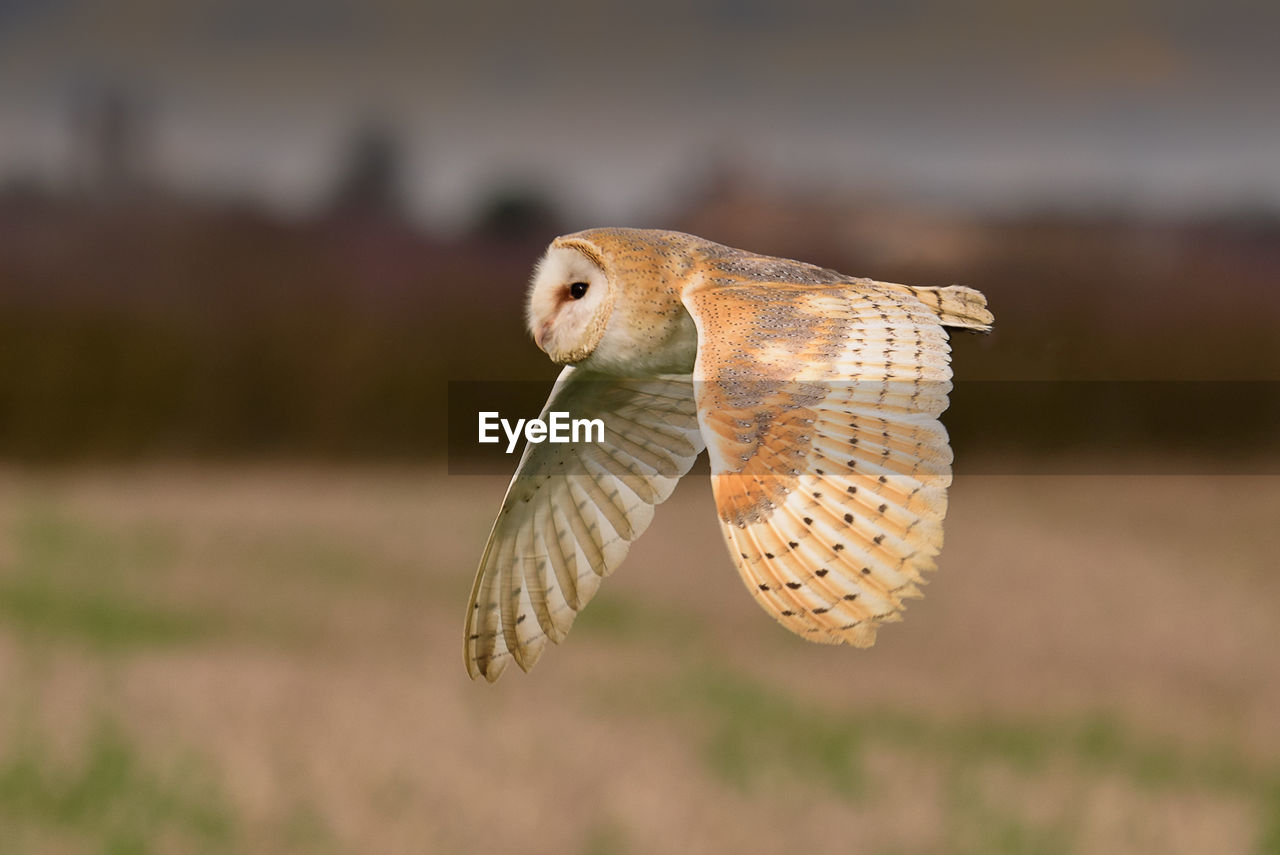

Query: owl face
[526,244,614,365]
[526,230,701,375]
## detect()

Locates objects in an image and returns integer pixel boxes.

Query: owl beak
[533,322,552,353]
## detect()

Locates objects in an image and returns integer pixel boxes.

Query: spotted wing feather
[464,367,704,681]
[684,277,987,645]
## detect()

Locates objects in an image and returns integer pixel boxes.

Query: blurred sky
[1,0,1277,228]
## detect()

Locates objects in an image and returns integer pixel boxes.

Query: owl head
[525,229,703,373]
[525,236,617,366]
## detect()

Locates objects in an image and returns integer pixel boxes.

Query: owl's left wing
[683,279,978,646]
[464,367,704,682]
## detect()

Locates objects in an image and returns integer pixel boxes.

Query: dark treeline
[1,181,1278,463]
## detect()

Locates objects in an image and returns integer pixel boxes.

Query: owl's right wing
[464,367,704,682]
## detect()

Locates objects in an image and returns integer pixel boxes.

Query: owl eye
[568,281,589,300]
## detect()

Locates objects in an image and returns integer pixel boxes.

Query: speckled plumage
[465,228,993,681]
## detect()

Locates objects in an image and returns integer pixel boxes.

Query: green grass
[212,526,376,590]
[636,665,1280,854]
[3,470,1276,853]
[573,591,703,646]
[0,507,224,649]
[277,804,339,854]
[14,505,176,571]
[1260,781,1280,855]
[675,666,1276,799]
[0,718,234,855]
[937,764,1078,855]
[685,667,868,797]
[580,820,630,855]
[0,580,220,648]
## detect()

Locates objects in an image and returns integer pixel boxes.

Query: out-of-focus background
[1,2,1278,853]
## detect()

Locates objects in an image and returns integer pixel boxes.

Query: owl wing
[682,278,990,646]
[464,366,704,681]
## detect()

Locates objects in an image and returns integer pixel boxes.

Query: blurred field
[1,466,1278,854]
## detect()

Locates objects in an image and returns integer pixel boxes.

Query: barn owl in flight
[465,228,992,681]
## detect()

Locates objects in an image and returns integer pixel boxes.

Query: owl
[465,228,992,682]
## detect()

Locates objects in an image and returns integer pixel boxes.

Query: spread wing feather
[464,367,704,681]
[683,278,988,647]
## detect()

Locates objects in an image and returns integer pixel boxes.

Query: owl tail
[906,284,994,333]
